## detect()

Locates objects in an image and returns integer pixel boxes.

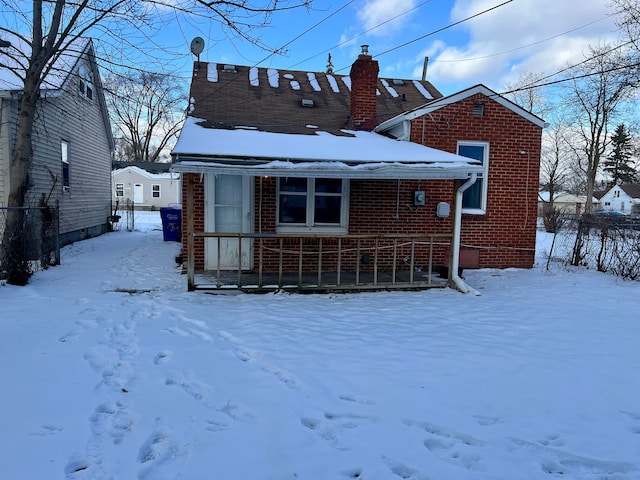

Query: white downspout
[451,173,481,295]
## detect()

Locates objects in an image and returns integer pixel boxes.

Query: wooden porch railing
[187,232,453,292]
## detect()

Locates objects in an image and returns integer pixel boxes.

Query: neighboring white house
[598,184,640,215]
[538,192,599,215]
[112,164,180,210]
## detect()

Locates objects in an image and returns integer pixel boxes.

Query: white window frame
[115,183,124,197]
[152,184,161,198]
[276,178,349,234]
[78,64,93,100]
[457,141,489,214]
[61,140,70,192]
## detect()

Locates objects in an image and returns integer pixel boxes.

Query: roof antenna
[422,56,429,81]
[326,53,334,74]
[190,37,205,63]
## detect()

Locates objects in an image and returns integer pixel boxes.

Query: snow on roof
[326,74,340,93]
[307,73,321,92]
[267,68,279,88]
[249,67,259,86]
[412,80,434,100]
[172,117,482,179]
[112,165,177,179]
[381,79,398,98]
[207,63,218,83]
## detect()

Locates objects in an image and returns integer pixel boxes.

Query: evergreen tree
[603,124,638,186]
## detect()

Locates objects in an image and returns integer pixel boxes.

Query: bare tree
[562,45,639,213]
[105,71,186,163]
[0,0,311,284]
[613,0,640,53]
[504,70,552,118]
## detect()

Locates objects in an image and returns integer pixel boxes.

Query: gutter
[450,173,481,295]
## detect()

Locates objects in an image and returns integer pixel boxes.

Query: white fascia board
[171,160,484,180]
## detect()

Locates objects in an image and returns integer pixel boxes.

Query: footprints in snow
[404,418,484,471]
[137,421,190,480]
[89,402,135,446]
[511,437,638,477]
[219,330,308,393]
[301,412,376,450]
[301,395,377,451]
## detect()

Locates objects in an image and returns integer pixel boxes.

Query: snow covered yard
[1,212,639,480]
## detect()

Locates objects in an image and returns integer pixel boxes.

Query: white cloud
[416,0,620,92]
[357,0,418,37]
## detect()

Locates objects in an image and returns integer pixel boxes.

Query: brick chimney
[349,45,379,131]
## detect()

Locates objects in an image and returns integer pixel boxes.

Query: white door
[205,175,253,270]
[134,184,143,204]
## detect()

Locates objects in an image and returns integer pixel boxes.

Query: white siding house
[598,184,640,215]
[538,192,599,216]
[112,165,180,210]
[0,38,114,245]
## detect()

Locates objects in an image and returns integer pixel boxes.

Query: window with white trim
[78,64,93,100]
[277,177,349,233]
[457,141,489,213]
[61,140,70,192]
[152,184,160,198]
[115,183,124,197]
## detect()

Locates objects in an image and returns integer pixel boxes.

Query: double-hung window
[457,141,489,213]
[115,183,124,197]
[277,177,349,233]
[152,184,160,198]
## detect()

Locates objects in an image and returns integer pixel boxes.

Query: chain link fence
[1,205,60,282]
[548,214,640,280]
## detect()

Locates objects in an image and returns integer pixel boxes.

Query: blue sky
[159,0,621,96]
[0,0,622,96]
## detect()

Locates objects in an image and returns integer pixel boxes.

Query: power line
[500,40,635,96]
[288,0,433,70]
[373,0,515,61]
[437,16,610,63]
[243,0,358,70]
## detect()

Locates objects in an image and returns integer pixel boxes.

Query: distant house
[171,48,545,292]
[538,192,598,215]
[111,163,180,210]
[0,38,113,245]
[598,184,640,215]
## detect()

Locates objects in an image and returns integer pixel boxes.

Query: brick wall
[181,174,205,270]
[252,177,455,272]
[182,92,542,272]
[409,92,542,268]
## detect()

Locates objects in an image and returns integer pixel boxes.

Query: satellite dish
[190,37,205,57]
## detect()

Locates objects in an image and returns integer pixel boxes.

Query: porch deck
[192,268,450,293]
[186,232,454,293]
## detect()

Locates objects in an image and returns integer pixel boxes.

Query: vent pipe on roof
[422,57,429,81]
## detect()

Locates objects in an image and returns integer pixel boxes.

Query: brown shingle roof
[620,183,640,198]
[188,62,441,136]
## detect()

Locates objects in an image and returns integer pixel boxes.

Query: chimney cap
[360,44,369,55]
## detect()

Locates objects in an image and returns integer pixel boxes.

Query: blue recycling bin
[159,207,182,242]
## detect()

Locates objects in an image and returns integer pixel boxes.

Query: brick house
[171,48,545,292]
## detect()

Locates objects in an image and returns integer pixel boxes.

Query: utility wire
[437,16,610,63]
[288,0,433,70]
[374,0,515,60]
